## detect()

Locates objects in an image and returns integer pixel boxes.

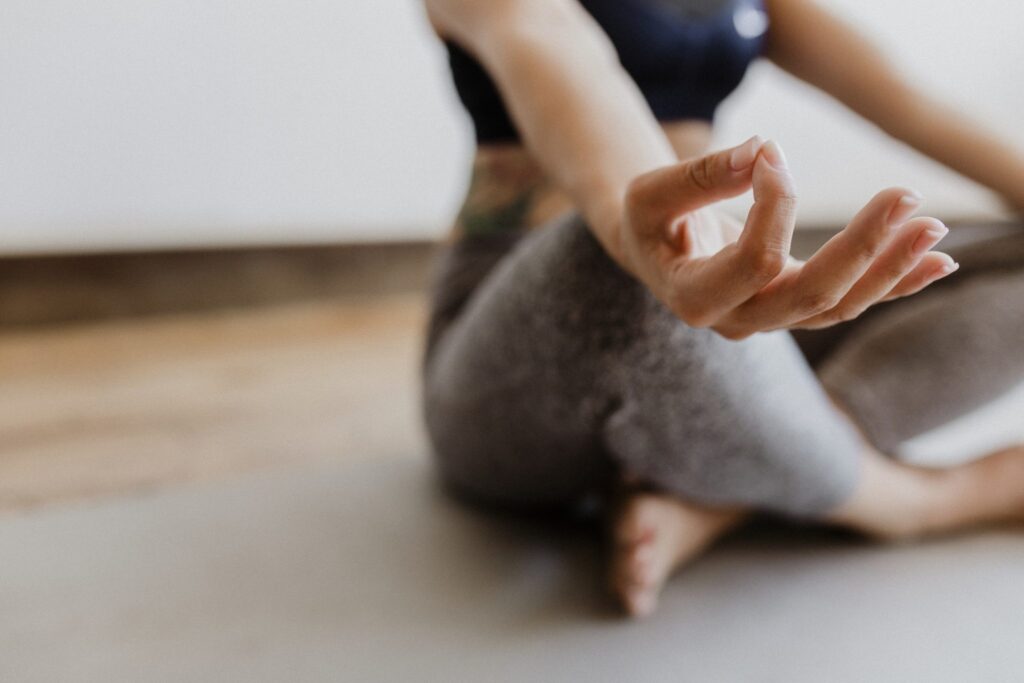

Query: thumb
[629,135,764,224]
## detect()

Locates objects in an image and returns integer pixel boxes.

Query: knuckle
[745,248,786,280]
[717,326,752,341]
[686,155,716,192]
[828,304,859,324]
[840,304,867,322]
[773,193,799,220]
[853,235,886,261]
[687,310,716,329]
[882,262,910,283]
[674,298,715,328]
[798,290,843,315]
[770,184,799,207]
[778,188,799,204]
[829,308,851,324]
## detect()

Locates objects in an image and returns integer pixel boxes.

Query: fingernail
[901,188,924,202]
[759,139,787,170]
[935,258,960,278]
[729,135,764,171]
[887,190,924,226]
[912,222,948,255]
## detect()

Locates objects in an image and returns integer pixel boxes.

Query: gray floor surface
[3,385,1024,682]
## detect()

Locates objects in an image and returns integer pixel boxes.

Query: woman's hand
[619,137,959,340]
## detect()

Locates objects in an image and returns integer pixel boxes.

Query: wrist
[587,189,636,274]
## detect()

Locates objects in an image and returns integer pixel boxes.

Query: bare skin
[610,489,745,617]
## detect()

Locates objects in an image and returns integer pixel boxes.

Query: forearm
[429,0,677,267]
[766,0,1024,213]
[874,87,1024,212]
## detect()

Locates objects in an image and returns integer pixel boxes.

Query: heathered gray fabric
[423,214,1024,517]
[423,214,862,518]
[813,232,1024,454]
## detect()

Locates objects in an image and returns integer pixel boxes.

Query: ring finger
[793,217,952,329]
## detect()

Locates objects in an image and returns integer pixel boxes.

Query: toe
[629,541,656,586]
[615,508,654,547]
[625,587,658,618]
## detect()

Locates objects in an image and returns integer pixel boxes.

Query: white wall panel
[0,0,1020,253]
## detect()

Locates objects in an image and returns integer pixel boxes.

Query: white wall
[1,0,1022,254]
[714,0,1024,224]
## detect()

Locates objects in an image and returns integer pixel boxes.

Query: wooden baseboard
[2,222,1016,330]
[0,241,437,329]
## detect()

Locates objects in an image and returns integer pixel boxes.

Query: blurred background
[2,1,1024,681]
[2,0,1022,254]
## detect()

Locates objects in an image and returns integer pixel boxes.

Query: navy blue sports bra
[446,0,770,143]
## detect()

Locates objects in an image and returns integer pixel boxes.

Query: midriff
[450,120,715,239]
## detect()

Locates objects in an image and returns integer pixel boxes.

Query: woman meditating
[421,0,1024,617]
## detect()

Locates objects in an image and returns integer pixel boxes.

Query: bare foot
[609,490,744,617]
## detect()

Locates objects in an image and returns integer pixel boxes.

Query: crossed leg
[815,229,1024,540]
[611,439,1024,617]
[424,216,1024,618]
[429,216,865,614]
[609,229,1024,616]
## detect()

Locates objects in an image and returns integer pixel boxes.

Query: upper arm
[763,0,908,109]
[425,0,553,45]
[424,0,614,63]
[423,0,499,39]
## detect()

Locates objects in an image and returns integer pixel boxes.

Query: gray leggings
[422,214,1024,518]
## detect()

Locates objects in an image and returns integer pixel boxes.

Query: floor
[0,294,426,512]
[5,455,1024,683]
[3,230,1024,682]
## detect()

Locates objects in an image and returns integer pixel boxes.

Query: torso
[451,121,715,240]
[443,0,768,239]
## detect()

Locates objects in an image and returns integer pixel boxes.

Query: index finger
[673,140,796,323]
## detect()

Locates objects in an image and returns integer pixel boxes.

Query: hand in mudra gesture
[619,137,958,340]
